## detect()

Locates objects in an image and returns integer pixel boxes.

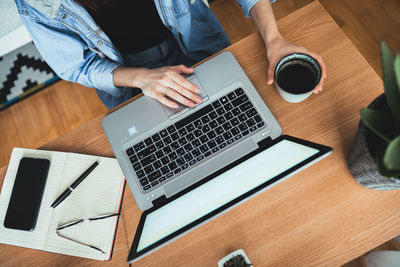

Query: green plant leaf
[383,135,400,171]
[376,145,400,178]
[381,42,400,121]
[361,108,398,142]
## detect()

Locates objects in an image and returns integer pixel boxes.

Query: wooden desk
[1,1,399,266]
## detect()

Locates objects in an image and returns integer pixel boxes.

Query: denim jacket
[14,0,264,98]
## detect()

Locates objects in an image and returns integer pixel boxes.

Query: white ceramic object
[218,249,252,267]
[274,53,321,103]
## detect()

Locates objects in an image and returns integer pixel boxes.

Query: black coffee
[276,61,317,94]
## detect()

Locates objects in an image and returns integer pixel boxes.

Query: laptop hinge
[152,195,168,208]
[257,136,273,149]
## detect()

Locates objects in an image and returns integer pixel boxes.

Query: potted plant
[347,41,400,190]
[218,249,252,267]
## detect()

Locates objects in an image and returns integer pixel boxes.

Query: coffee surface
[277,63,317,94]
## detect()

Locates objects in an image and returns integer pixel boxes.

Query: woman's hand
[266,36,327,94]
[113,65,202,108]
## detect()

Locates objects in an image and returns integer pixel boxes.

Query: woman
[14,0,326,109]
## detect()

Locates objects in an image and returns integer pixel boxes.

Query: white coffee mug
[274,53,321,103]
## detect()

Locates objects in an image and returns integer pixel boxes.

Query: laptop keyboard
[125,88,266,191]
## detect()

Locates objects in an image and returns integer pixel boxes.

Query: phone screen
[4,157,50,231]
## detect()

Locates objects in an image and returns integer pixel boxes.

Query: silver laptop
[102,51,282,211]
[102,52,332,262]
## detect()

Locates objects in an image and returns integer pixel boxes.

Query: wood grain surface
[0,2,399,266]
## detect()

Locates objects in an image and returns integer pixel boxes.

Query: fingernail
[189,102,195,108]
[196,97,202,103]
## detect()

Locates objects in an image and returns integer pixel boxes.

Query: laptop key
[151,180,159,187]
[216,117,226,125]
[186,133,195,142]
[246,118,256,127]
[174,168,181,174]
[230,118,240,126]
[144,165,154,175]
[215,126,224,135]
[204,151,212,157]
[249,126,257,132]
[202,124,211,133]
[167,125,176,134]
[254,115,262,122]
[140,178,149,186]
[136,169,145,178]
[141,154,156,167]
[160,129,168,138]
[178,137,187,146]
[159,177,166,182]
[189,159,197,166]
[224,111,233,120]
[207,140,217,149]
[171,132,179,141]
[219,96,228,105]
[212,100,221,108]
[177,148,185,157]
[134,142,145,152]
[216,107,225,115]
[239,101,253,112]
[196,155,204,161]
[148,170,161,182]
[222,122,232,131]
[181,163,189,170]
[155,150,164,159]
[152,133,161,142]
[235,134,242,140]
[129,155,138,163]
[175,104,213,129]
[186,124,195,132]
[219,142,227,149]
[178,128,187,137]
[212,147,219,153]
[209,111,218,120]
[246,108,257,117]
[216,136,224,144]
[184,143,193,152]
[238,114,247,122]
[238,123,247,131]
[231,127,240,136]
[232,107,241,116]
[143,184,151,191]
[207,130,216,139]
[168,151,178,161]
[163,136,172,144]
[132,162,141,171]
[171,141,179,150]
[200,135,209,144]
[161,166,169,175]
[166,172,174,179]
[232,94,248,107]
[242,130,249,136]
[163,145,172,154]
[153,160,162,170]
[126,147,134,157]
[184,153,193,162]
[177,157,185,166]
[192,139,201,147]
[155,140,164,149]
[227,92,237,100]
[234,88,244,96]
[200,144,208,153]
[224,103,233,112]
[192,148,201,157]
[160,156,169,165]
[209,120,218,129]
[201,115,210,124]
[168,161,177,170]
[257,122,265,128]
[223,132,232,140]
[227,138,234,144]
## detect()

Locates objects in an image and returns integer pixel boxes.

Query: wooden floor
[1,0,399,265]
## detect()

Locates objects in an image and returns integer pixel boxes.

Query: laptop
[102,51,332,263]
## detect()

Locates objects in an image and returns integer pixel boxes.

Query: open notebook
[0,148,125,261]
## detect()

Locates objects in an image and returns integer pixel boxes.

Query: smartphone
[4,157,50,231]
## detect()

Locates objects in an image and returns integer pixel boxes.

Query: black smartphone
[4,157,50,231]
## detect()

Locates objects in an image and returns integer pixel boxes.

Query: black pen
[51,161,99,208]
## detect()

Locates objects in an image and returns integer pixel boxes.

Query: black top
[88,0,170,54]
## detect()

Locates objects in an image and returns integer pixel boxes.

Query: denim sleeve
[18,14,122,97]
[236,0,276,17]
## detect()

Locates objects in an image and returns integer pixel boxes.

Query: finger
[308,52,327,79]
[171,73,201,94]
[267,63,275,85]
[172,65,194,74]
[162,79,202,104]
[314,74,325,93]
[157,95,179,109]
[166,88,196,108]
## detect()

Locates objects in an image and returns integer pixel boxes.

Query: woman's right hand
[113,65,202,108]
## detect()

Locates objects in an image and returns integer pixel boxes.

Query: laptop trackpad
[162,75,209,120]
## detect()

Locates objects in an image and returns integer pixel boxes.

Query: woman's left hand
[266,36,327,94]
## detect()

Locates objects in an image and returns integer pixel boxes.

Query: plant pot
[347,94,400,190]
[218,249,252,267]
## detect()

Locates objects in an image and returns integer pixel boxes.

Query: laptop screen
[129,136,331,262]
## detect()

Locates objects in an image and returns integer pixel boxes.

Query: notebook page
[44,153,124,260]
[0,148,67,250]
